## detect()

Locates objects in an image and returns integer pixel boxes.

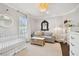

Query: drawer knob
[71,36,74,39]
[71,43,75,46]
[71,51,75,56]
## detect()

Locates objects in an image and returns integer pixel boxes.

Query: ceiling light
[39,3,48,12]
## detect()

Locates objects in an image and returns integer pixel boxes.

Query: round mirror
[0,14,13,28]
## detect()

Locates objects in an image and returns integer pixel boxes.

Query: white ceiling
[4,3,79,19]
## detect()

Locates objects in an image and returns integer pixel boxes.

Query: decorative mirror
[41,20,49,31]
[0,14,13,28]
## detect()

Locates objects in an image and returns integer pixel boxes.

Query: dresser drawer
[71,33,79,39]
[70,50,79,56]
[71,40,79,46]
[70,32,79,56]
[70,32,79,35]
[70,44,79,56]
[71,36,79,40]
[70,50,75,56]
[71,35,79,44]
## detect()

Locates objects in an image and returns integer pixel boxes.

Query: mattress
[0,39,26,55]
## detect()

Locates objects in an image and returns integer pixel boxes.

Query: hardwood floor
[15,41,69,56]
[45,41,69,56]
[15,43,62,56]
[60,42,69,56]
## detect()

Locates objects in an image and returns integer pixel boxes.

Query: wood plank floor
[15,43,62,56]
[15,41,69,56]
[60,42,69,56]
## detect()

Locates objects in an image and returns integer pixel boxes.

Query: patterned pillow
[34,31,43,36]
[44,32,52,36]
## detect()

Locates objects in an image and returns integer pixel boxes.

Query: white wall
[0,4,20,36]
[63,7,79,31]
[30,16,64,32]
[28,16,40,33]
[0,4,32,41]
[4,3,79,34]
[30,5,79,33]
[1,3,79,41]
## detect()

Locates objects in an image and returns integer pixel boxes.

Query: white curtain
[19,16,31,41]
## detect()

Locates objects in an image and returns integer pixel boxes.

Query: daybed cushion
[44,32,52,36]
[34,31,43,36]
[32,31,55,43]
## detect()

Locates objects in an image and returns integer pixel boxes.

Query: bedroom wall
[36,16,64,32]
[0,4,20,37]
[30,16,64,32]
[63,7,79,31]
[1,3,79,40]
[0,3,31,41]
[28,16,39,33]
[30,5,79,33]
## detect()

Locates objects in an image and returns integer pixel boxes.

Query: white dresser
[70,32,79,56]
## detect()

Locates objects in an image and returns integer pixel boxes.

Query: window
[19,16,27,38]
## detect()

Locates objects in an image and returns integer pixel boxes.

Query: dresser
[70,32,79,56]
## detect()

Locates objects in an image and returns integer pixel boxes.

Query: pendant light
[39,3,48,12]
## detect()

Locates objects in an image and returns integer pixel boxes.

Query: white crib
[0,36,26,56]
[0,14,27,56]
[0,29,27,56]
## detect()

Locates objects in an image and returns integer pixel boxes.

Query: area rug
[15,43,62,56]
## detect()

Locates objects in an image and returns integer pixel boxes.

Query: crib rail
[0,34,26,56]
